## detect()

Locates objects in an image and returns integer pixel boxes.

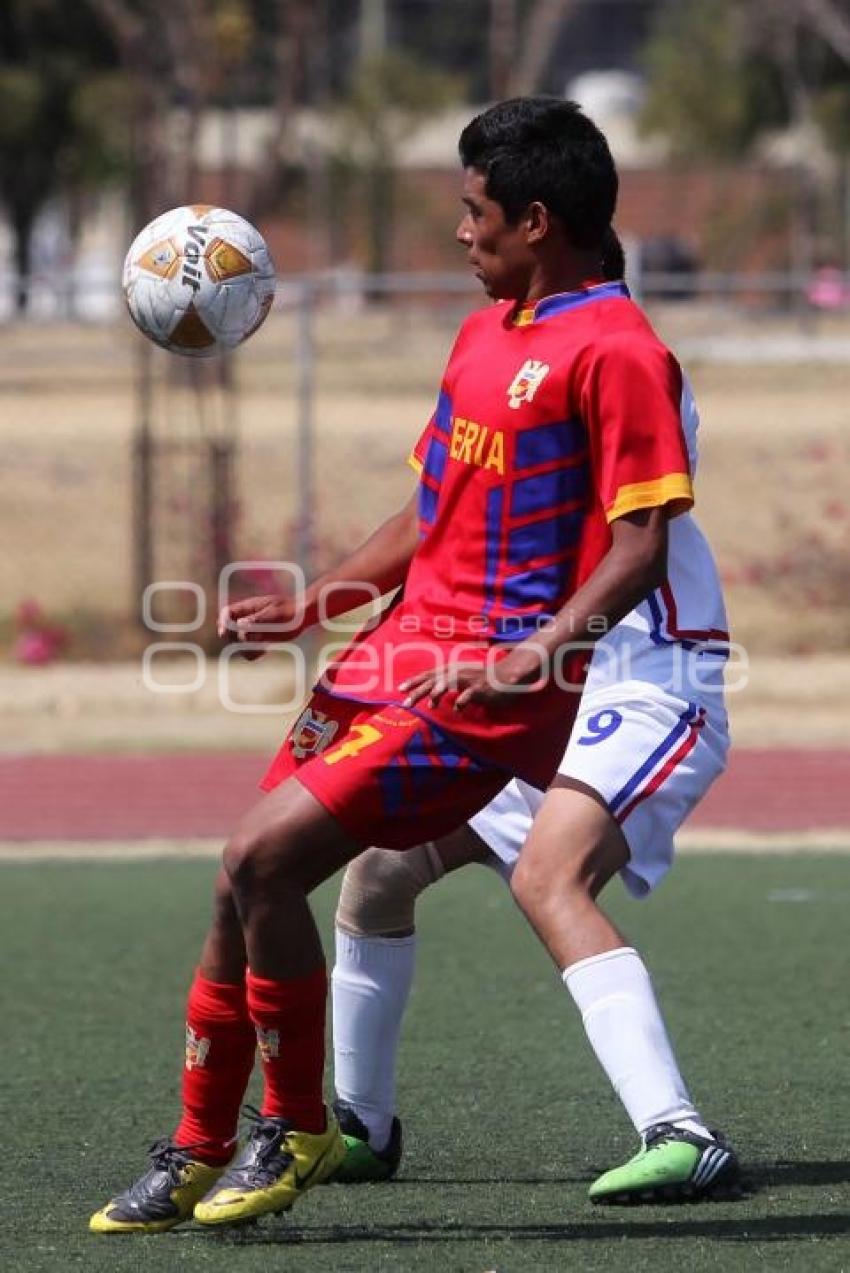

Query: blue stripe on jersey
[404,731,439,799]
[482,486,504,615]
[405,724,477,773]
[510,464,589,518]
[607,703,696,814]
[534,281,629,322]
[500,561,571,611]
[506,508,585,565]
[434,389,452,435]
[377,727,484,816]
[489,615,555,641]
[419,480,438,527]
[424,437,448,484]
[403,726,431,769]
[403,706,505,773]
[379,756,406,816]
[515,419,585,470]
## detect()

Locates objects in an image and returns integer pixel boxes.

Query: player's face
[456,168,535,301]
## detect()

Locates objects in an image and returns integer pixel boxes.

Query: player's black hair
[601,226,626,280]
[459,97,618,251]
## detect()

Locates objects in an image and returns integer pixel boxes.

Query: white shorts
[468,680,729,898]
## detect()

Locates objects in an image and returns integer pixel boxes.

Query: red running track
[0,750,848,841]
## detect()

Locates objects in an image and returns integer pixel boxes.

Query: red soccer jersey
[325,281,694,788]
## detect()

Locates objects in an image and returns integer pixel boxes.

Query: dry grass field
[3,301,849,662]
[3,651,849,754]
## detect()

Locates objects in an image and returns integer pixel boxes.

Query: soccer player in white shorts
[329,375,742,1204]
[473,669,728,900]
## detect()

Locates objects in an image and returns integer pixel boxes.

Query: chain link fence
[3,272,850,660]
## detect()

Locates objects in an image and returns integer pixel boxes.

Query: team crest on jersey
[507,359,550,409]
[290,707,339,759]
[256,1027,280,1063]
[185,1025,210,1071]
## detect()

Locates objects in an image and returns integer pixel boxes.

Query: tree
[639,0,850,271]
[640,0,785,161]
[642,0,850,162]
[0,1,130,311]
[334,49,462,278]
[511,0,577,97]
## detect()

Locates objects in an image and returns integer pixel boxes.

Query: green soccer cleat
[89,1139,227,1234]
[329,1099,403,1183]
[589,1123,741,1205]
[193,1105,345,1226]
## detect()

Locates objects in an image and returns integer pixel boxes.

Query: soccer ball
[122,205,276,357]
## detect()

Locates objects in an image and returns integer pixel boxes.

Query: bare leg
[223,777,361,979]
[198,867,247,983]
[509,779,629,968]
[433,823,493,873]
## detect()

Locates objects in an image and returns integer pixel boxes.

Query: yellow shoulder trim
[606,473,694,523]
[408,453,423,475]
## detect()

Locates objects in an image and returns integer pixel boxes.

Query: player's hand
[216,594,303,659]
[400,645,546,712]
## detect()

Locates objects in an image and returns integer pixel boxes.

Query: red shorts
[260,690,510,850]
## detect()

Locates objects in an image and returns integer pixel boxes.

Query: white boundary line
[675,828,850,852]
[0,839,223,862]
[1,830,849,862]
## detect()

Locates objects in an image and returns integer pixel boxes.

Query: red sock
[245,965,328,1134]
[173,971,257,1165]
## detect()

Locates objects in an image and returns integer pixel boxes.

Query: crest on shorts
[185,1025,210,1071]
[290,707,339,759]
[256,1027,280,1063]
[507,359,550,409]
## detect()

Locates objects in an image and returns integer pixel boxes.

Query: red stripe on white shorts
[615,720,702,825]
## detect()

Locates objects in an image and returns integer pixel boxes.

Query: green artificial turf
[1,854,848,1272]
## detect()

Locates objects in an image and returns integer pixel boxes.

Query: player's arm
[504,506,668,678]
[404,338,690,708]
[457,507,668,698]
[302,490,420,620]
[402,507,668,708]
[218,491,419,646]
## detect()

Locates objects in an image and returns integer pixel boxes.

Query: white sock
[331,927,416,1151]
[563,947,712,1139]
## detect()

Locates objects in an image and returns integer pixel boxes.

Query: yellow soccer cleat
[193,1105,345,1226]
[89,1139,227,1234]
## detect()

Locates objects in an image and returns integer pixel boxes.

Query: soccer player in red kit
[91,97,695,1233]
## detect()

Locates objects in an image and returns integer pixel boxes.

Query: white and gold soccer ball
[122,205,276,357]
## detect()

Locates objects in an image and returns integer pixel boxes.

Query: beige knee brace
[335,842,446,937]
